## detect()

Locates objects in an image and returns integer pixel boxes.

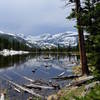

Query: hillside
[0,31,78,51]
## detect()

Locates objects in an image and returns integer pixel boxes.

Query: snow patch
[0,49,29,56]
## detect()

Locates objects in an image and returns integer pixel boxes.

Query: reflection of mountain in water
[0,53,80,99]
[0,53,80,69]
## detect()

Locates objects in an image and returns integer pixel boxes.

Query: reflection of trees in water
[41,53,80,61]
[0,54,34,68]
[0,53,80,68]
[40,53,69,59]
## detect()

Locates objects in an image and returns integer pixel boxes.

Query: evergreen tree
[67,0,89,75]
[67,0,100,71]
[82,1,100,71]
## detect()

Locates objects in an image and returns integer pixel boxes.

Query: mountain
[0,31,38,51]
[26,32,78,49]
[0,31,78,50]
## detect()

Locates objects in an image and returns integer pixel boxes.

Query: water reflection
[0,53,80,69]
[0,53,80,99]
[0,54,37,68]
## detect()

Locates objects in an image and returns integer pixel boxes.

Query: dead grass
[47,85,85,100]
[72,65,82,76]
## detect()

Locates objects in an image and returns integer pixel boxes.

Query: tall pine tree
[67,0,89,75]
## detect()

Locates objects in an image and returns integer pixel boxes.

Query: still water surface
[0,53,80,100]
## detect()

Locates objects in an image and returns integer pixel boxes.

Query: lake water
[0,53,80,100]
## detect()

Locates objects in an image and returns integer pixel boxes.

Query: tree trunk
[75,0,89,75]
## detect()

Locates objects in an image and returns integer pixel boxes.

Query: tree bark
[75,0,89,75]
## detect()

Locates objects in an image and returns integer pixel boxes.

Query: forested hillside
[0,34,33,51]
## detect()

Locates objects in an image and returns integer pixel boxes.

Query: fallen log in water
[24,84,54,90]
[12,71,35,83]
[13,70,53,87]
[57,72,65,77]
[33,79,49,86]
[0,76,42,98]
[7,80,42,97]
[13,87,21,93]
[23,76,35,83]
[52,75,80,80]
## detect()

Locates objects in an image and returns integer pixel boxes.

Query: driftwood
[33,79,49,86]
[85,81,100,91]
[0,76,42,98]
[13,87,21,93]
[8,79,42,97]
[52,75,80,80]
[24,84,54,90]
[12,71,35,83]
[57,72,65,77]
[66,76,94,88]
[12,71,58,90]
[23,76,35,83]
[71,76,94,86]
[81,81,100,97]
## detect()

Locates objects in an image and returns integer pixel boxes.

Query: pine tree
[69,0,100,71]
[82,1,100,71]
[67,0,89,75]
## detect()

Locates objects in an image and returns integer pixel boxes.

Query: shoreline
[0,49,29,56]
[47,65,99,100]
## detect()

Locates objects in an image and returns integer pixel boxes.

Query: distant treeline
[0,36,79,52]
[0,37,34,51]
[40,45,79,53]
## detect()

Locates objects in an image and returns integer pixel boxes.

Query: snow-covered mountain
[26,32,78,49]
[0,31,78,49]
[0,31,38,49]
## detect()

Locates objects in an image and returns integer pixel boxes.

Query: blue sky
[0,0,76,36]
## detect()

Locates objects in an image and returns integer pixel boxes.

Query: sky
[0,0,76,36]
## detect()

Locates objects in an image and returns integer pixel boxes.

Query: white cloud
[0,0,76,35]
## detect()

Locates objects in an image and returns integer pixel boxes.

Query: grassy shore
[47,83,100,100]
[47,65,100,100]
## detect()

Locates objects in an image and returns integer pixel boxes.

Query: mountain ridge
[0,31,78,49]
[25,32,78,49]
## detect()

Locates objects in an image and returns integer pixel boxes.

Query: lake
[0,53,80,100]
